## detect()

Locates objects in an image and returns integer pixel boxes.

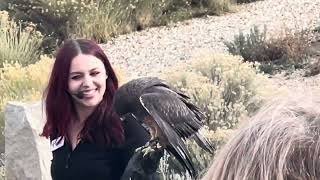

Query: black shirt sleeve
[122,115,150,151]
[120,116,164,180]
[117,115,151,173]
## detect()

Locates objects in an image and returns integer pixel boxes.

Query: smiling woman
[68,54,107,109]
[40,39,159,180]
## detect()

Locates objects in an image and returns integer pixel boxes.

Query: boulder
[5,101,51,180]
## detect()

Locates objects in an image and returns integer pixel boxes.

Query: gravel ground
[101,0,320,87]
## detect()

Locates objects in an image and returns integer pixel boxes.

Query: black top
[50,117,150,180]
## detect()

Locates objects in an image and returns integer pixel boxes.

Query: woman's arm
[121,145,164,180]
[120,115,163,180]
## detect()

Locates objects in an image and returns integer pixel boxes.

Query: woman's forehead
[70,54,105,71]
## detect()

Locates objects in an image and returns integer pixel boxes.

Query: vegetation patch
[225,25,312,74]
[159,53,275,178]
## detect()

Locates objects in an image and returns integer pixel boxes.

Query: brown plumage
[112,77,215,178]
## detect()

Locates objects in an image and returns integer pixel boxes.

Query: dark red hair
[41,39,124,146]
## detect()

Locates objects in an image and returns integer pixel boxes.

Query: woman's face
[68,54,107,108]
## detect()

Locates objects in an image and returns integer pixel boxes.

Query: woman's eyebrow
[69,71,82,75]
[89,68,99,71]
[70,68,100,75]
[69,71,81,75]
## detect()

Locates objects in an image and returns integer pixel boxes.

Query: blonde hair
[203,91,320,180]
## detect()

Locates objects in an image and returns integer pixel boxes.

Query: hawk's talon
[135,143,148,153]
[141,146,155,158]
[156,142,161,149]
[135,138,163,158]
[149,138,160,148]
[135,140,151,153]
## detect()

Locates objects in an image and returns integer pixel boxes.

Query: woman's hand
[121,143,164,180]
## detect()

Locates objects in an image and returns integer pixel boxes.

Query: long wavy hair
[203,90,320,180]
[41,39,124,146]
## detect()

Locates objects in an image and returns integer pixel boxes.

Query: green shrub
[72,0,165,42]
[70,0,124,42]
[4,0,93,52]
[225,26,268,62]
[71,0,233,42]
[0,11,43,67]
[225,25,311,74]
[305,59,320,77]
[187,128,233,178]
[159,128,234,179]
[159,53,274,178]
[157,0,234,26]
[205,0,233,15]
[5,0,234,45]
[164,54,272,130]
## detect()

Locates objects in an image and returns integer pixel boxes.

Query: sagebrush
[159,53,274,179]
[0,11,43,67]
[4,0,235,48]
[225,25,311,74]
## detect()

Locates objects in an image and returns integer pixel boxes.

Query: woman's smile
[81,88,98,98]
[68,54,107,108]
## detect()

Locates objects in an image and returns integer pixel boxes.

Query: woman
[203,91,320,180]
[41,39,159,180]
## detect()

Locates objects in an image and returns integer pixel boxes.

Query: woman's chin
[76,97,102,108]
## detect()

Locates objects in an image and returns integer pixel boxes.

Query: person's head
[68,53,107,109]
[42,39,124,145]
[203,91,320,180]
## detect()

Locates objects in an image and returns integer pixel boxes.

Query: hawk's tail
[166,145,197,179]
[193,132,215,154]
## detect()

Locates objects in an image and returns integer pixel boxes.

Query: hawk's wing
[141,86,204,138]
[142,86,215,153]
[140,93,197,178]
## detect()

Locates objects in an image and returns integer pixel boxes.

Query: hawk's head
[112,95,128,121]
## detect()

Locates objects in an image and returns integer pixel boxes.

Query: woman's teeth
[82,89,96,97]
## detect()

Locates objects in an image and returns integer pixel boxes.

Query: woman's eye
[91,71,100,76]
[71,75,81,80]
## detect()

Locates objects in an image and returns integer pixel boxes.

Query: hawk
[113,77,215,178]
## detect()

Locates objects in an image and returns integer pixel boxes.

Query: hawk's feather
[113,77,215,179]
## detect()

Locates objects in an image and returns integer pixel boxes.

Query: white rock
[5,101,51,180]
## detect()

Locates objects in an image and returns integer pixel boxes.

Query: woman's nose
[82,75,94,87]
